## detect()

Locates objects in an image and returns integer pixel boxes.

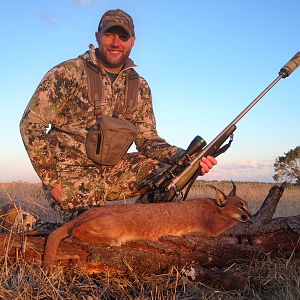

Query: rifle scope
[153,135,206,188]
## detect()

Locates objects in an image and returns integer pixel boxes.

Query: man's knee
[43,179,106,212]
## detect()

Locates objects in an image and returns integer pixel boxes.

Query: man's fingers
[206,156,217,166]
[200,156,217,174]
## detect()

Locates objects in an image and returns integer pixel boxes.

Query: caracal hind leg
[72,226,120,246]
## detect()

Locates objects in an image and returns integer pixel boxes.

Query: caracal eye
[238,202,246,212]
[241,214,248,221]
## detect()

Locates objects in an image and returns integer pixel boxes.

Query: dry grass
[188,180,300,218]
[0,257,299,299]
[0,180,299,299]
[0,182,63,224]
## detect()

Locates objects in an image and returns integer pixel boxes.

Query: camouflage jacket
[20,45,184,188]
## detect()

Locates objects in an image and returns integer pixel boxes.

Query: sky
[0,0,299,183]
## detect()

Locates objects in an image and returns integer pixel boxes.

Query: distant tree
[273,146,300,185]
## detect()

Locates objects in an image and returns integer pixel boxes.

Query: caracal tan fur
[44,186,251,270]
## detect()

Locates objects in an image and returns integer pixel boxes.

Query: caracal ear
[208,185,227,207]
[228,180,236,196]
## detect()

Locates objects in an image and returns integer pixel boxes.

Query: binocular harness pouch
[86,116,137,165]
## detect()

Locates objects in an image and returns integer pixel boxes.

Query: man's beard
[98,47,131,70]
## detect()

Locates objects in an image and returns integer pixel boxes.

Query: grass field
[0,181,299,299]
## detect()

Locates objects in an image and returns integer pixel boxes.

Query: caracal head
[209,181,252,223]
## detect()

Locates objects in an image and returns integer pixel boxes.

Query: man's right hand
[51,183,62,202]
[199,156,217,175]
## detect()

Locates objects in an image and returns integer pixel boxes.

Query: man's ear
[95,31,100,42]
[131,36,136,47]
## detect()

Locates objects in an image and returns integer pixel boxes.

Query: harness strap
[80,57,139,117]
[125,69,140,117]
[80,59,103,116]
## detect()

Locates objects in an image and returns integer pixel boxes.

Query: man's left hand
[200,156,217,175]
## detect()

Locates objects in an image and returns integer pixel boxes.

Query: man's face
[96,26,135,72]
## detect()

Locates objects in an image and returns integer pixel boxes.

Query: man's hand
[200,156,217,175]
[51,183,62,202]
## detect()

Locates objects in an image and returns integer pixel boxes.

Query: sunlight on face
[96,26,135,73]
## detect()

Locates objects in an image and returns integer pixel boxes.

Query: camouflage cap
[98,9,135,37]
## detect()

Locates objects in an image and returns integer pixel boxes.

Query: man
[20,9,216,219]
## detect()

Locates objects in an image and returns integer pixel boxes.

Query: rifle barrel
[167,74,283,192]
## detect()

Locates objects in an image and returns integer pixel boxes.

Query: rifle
[140,52,300,203]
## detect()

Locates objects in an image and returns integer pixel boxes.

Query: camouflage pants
[44,152,167,220]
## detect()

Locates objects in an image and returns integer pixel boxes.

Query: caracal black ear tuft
[208,185,227,207]
[228,180,236,196]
